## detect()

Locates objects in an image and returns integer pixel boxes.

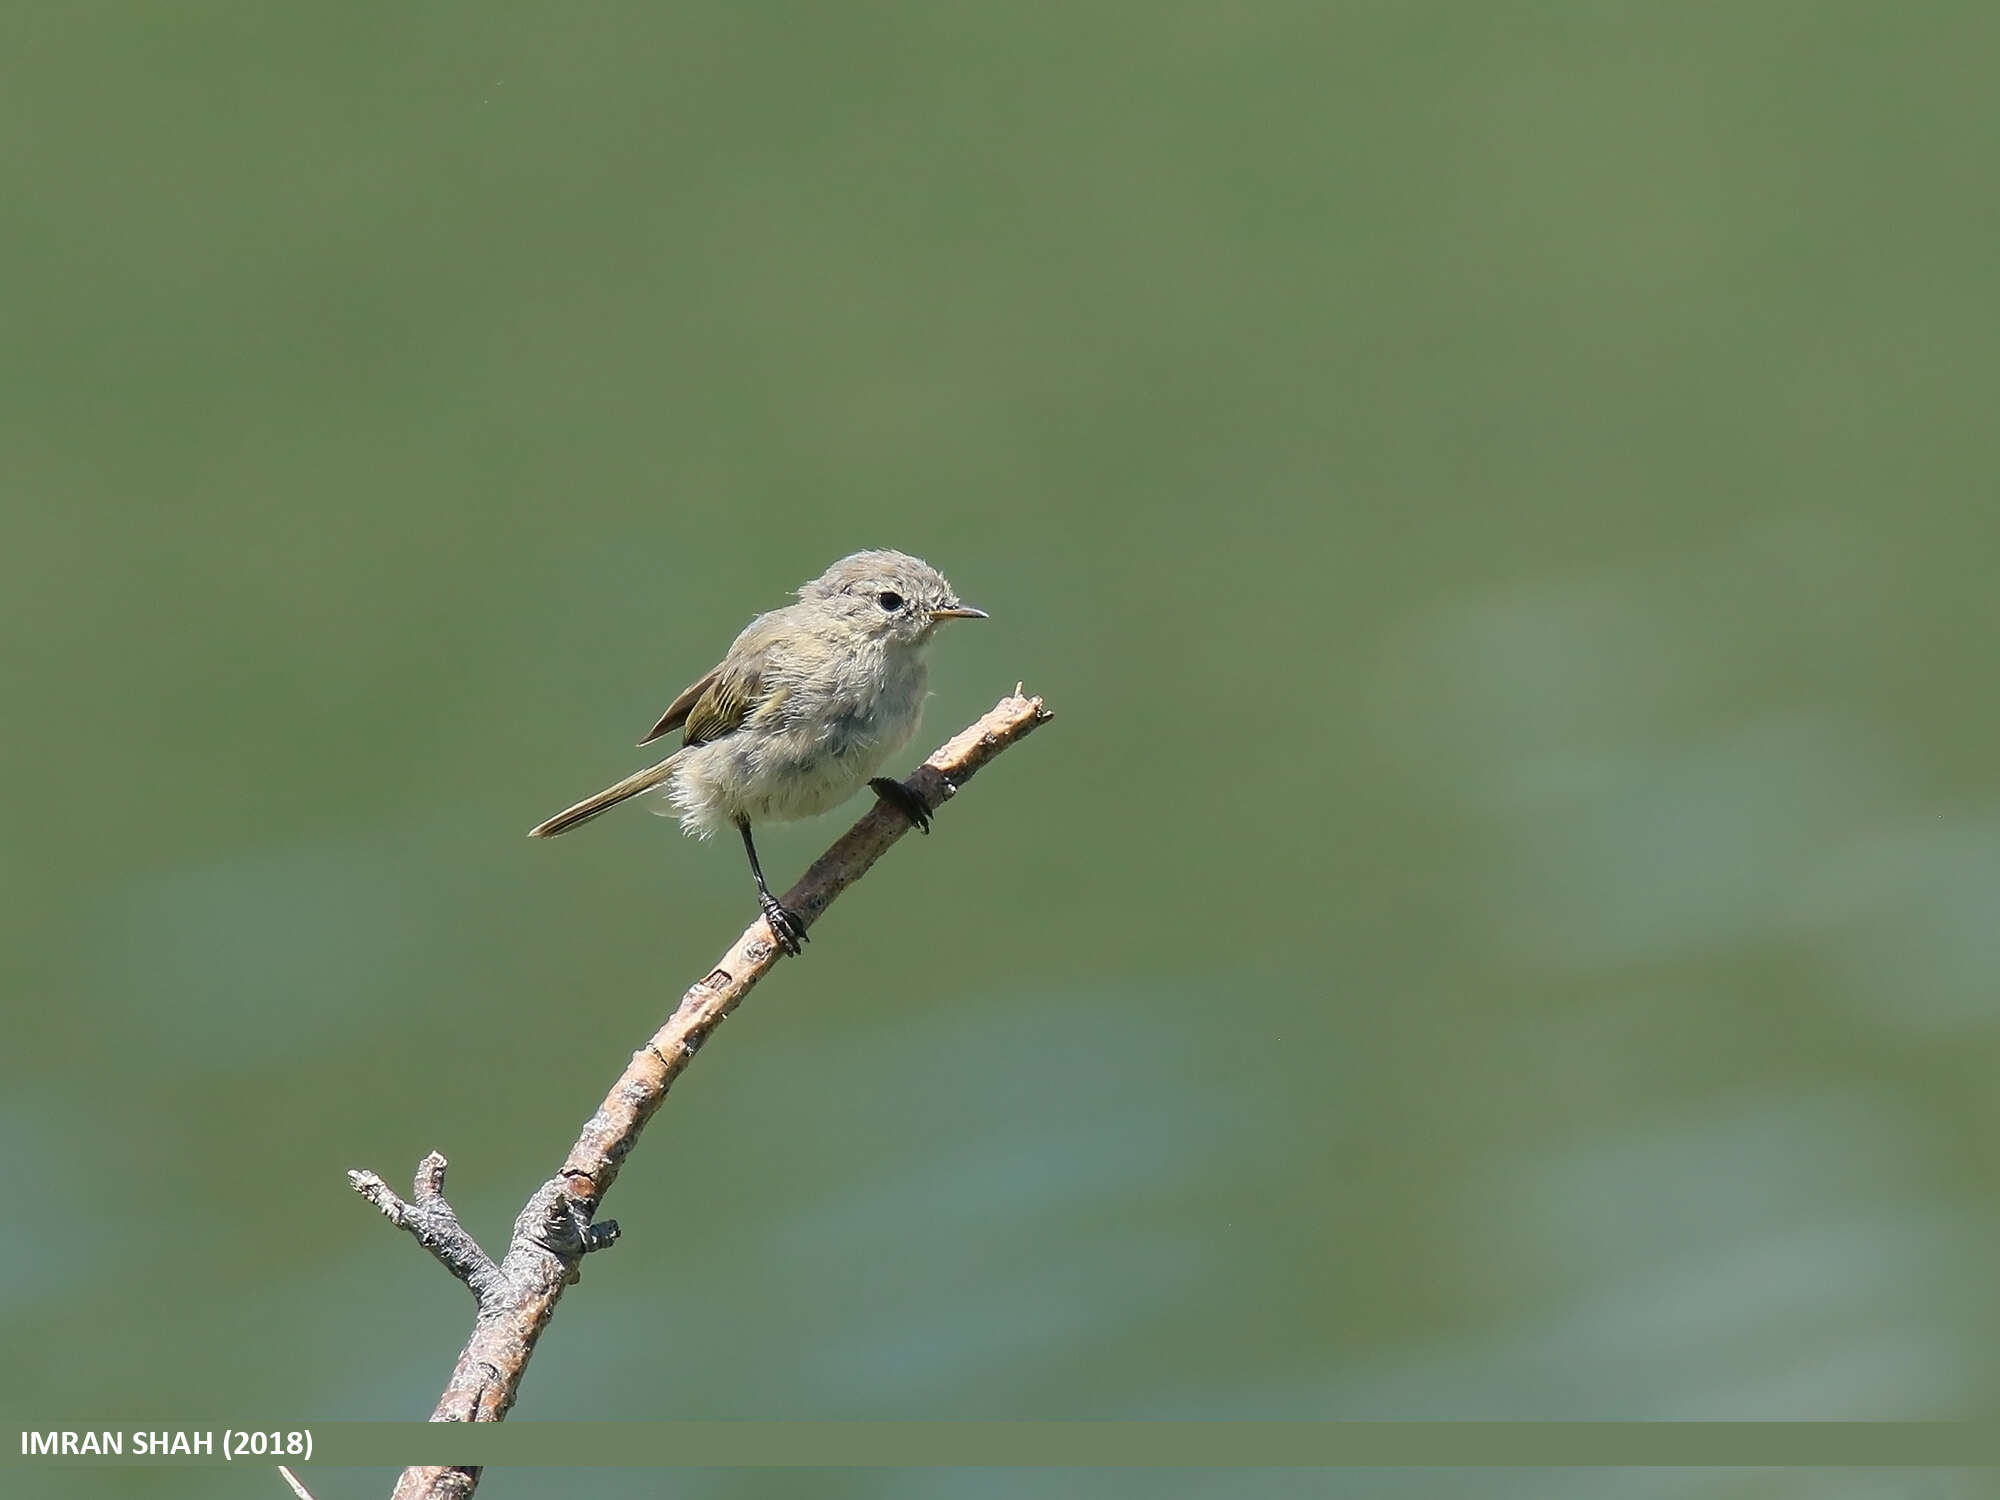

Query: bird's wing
[639,668,721,746]
[640,611,803,748]
[681,658,769,747]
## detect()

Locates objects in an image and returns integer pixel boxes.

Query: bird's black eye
[877,590,904,611]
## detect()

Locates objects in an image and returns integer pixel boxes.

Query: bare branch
[353,689,1053,1500]
[347,1152,504,1304]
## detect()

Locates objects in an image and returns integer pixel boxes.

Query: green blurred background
[5,3,1997,1498]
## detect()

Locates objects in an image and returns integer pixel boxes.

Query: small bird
[528,550,986,955]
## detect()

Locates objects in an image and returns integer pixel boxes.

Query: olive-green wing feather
[682,666,756,746]
[639,611,800,749]
[639,668,721,746]
[681,652,793,747]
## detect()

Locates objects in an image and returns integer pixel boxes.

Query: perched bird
[528,550,986,955]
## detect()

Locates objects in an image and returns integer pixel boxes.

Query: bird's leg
[737,818,807,955]
[868,776,932,834]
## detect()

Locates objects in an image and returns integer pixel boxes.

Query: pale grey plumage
[527,550,985,953]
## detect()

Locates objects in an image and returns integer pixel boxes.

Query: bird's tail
[527,752,682,839]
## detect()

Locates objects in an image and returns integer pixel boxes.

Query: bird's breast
[666,647,929,833]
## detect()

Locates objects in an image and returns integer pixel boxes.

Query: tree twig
[350,688,1053,1500]
[348,1152,507,1304]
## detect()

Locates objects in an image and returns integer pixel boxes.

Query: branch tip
[416,1150,450,1199]
[350,1156,500,1297]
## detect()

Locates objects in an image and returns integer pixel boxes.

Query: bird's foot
[758,891,809,957]
[870,776,932,834]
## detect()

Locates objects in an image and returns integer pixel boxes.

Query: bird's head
[799,549,986,647]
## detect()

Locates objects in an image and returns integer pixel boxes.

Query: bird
[527,549,986,955]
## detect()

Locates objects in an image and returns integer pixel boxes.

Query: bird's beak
[933,605,988,620]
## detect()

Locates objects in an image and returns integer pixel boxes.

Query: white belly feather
[659,644,928,838]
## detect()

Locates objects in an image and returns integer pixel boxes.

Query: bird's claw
[758,893,809,956]
[870,776,932,834]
